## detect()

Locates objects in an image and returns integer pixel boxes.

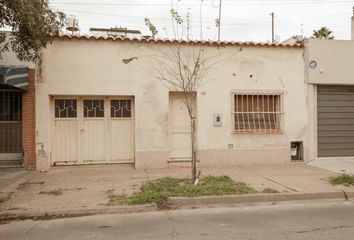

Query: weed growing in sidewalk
[329,174,354,186]
[262,188,280,193]
[38,189,63,196]
[107,176,257,208]
[17,181,45,190]
[0,192,14,204]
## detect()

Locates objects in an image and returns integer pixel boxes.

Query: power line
[60,9,351,26]
[50,0,354,6]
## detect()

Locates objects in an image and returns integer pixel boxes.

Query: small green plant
[107,176,257,208]
[106,190,128,204]
[262,188,280,193]
[17,181,45,189]
[0,192,14,204]
[329,174,354,186]
[39,189,63,196]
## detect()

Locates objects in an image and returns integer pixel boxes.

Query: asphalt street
[1,200,354,240]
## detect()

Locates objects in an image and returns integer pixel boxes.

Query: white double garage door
[52,97,134,165]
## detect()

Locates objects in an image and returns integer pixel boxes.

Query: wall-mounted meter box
[214,114,223,127]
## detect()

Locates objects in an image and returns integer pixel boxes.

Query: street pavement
[0,200,353,240]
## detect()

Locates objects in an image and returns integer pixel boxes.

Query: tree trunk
[191,117,197,182]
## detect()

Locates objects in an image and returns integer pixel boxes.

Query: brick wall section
[22,68,36,169]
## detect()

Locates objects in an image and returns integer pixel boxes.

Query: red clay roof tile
[56,34,303,48]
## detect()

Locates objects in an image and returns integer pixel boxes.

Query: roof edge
[56,34,304,48]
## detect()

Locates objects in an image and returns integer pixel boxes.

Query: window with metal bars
[54,99,77,118]
[233,94,283,134]
[83,99,104,118]
[0,91,22,121]
[111,100,132,118]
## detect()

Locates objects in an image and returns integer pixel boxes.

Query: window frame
[231,90,284,134]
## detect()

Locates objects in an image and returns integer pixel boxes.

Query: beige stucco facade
[305,38,354,162]
[36,37,308,169]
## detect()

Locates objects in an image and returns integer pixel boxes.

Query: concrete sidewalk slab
[0,163,353,217]
[0,168,33,192]
[308,158,354,174]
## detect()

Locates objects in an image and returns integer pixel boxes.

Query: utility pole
[217,0,222,42]
[271,12,275,43]
[187,9,190,41]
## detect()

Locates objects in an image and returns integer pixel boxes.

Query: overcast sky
[49,0,354,42]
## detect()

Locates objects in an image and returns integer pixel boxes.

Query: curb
[167,191,353,207]
[1,191,352,222]
[0,204,157,222]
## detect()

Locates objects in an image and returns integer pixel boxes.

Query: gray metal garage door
[318,85,354,157]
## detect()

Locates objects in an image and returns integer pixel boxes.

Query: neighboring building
[35,35,306,169]
[89,27,142,38]
[0,32,36,169]
[305,38,354,161]
[282,35,304,45]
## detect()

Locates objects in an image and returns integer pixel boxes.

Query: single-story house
[34,35,308,170]
[1,7,354,170]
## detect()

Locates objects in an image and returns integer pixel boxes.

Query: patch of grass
[107,176,257,208]
[262,188,280,193]
[106,189,128,203]
[0,193,14,204]
[0,196,10,204]
[38,189,63,196]
[329,174,354,186]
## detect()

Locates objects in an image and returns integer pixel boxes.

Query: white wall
[37,38,307,168]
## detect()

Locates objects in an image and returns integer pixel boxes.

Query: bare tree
[152,2,211,182]
[124,1,232,182]
[153,43,204,183]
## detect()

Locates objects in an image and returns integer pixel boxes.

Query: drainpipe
[352,6,354,40]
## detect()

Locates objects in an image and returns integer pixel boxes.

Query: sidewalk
[0,164,353,216]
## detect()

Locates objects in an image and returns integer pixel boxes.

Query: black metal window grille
[83,99,104,118]
[55,99,77,118]
[0,91,22,153]
[0,91,22,121]
[111,100,132,118]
